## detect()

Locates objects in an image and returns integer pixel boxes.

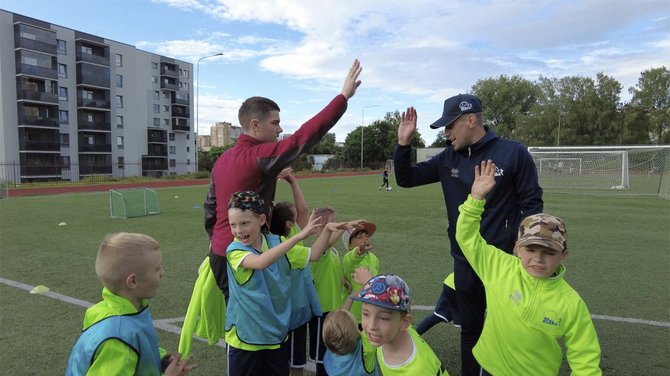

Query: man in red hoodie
[204,59,362,300]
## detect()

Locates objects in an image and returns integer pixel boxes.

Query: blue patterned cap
[352,274,410,312]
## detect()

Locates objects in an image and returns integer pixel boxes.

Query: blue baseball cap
[429,94,483,129]
[352,274,411,312]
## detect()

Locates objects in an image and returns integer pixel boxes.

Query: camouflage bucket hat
[516,213,567,252]
[352,274,410,312]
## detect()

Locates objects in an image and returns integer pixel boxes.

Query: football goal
[528,146,669,198]
[109,188,160,218]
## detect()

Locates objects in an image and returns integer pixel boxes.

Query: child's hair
[314,206,336,222]
[95,232,160,293]
[516,213,568,252]
[270,201,296,236]
[238,96,280,131]
[323,309,359,355]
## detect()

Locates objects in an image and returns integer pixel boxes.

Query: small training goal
[109,188,160,218]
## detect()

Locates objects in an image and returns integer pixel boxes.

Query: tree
[629,67,670,144]
[471,75,540,138]
[311,132,338,154]
[430,132,448,148]
[198,145,233,171]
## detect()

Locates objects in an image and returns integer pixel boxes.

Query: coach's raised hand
[398,106,417,146]
[341,59,362,100]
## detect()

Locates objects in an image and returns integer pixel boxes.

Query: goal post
[109,188,160,218]
[528,146,669,197]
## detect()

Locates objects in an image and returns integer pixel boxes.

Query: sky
[3,0,669,144]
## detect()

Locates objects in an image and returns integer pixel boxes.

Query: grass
[0,174,669,375]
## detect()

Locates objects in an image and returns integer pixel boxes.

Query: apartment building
[209,121,241,148]
[0,10,195,183]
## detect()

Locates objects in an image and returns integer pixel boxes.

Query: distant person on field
[378,168,389,190]
[354,274,448,375]
[66,232,195,376]
[415,272,461,335]
[456,160,601,375]
[204,59,362,304]
[393,95,543,375]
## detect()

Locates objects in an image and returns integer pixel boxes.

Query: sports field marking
[2,277,668,329]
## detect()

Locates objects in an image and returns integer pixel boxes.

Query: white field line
[3,277,669,332]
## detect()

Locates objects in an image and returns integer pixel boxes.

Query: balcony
[147,144,167,156]
[79,143,112,153]
[171,107,190,118]
[15,63,58,80]
[171,118,190,133]
[20,165,62,177]
[172,97,189,105]
[17,90,59,104]
[14,36,57,55]
[77,74,110,88]
[142,156,168,171]
[160,81,178,91]
[160,66,179,78]
[148,129,168,143]
[79,164,112,175]
[78,119,111,132]
[77,98,111,110]
[76,52,109,66]
[19,140,61,152]
[18,115,59,128]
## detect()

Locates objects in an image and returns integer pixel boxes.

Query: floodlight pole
[195,52,223,172]
[360,105,379,170]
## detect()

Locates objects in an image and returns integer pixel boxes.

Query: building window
[169,133,175,141]
[152,62,158,69]
[58,87,68,101]
[117,136,124,149]
[186,133,190,140]
[163,119,170,126]
[187,159,191,165]
[60,133,70,147]
[162,91,169,99]
[153,104,160,113]
[115,74,123,88]
[57,40,66,55]
[116,116,124,128]
[153,91,159,100]
[116,95,123,108]
[169,159,176,167]
[153,118,160,126]
[115,54,122,67]
[118,157,125,168]
[151,76,158,83]
[163,105,169,112]
[61,156,70,166]
[83,90,94,100]
[58,63,67,78]
[81,45,93,55]
[58,110,69,124]
[169,146,176,154]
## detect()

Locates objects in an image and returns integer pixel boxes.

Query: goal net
[528,146,669,198]
[109,188,160,218]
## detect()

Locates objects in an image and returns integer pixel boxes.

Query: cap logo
[459,101,473,112]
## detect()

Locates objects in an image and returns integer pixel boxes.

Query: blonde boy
[353,274,448,375]
[322,309,378,376]
[455,160,601,375]
[66,233,194,376]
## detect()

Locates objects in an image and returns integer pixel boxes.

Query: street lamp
[360,105,379,170]
[195,52,223,172]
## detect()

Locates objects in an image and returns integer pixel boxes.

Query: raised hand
[398,107,417,146]
[351,267,373,286]
[341,59,363,100]
[472,160,497,200]
[277,167,294,182]
[296,209,323,239]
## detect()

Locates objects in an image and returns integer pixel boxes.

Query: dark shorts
[286,322,307,367]
[227,344,289,376]
[308,313,328,363]
[434,283,461,326]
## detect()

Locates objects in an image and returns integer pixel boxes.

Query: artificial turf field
[1,174,668,375]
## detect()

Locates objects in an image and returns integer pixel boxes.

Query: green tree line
[200,67,668,171]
